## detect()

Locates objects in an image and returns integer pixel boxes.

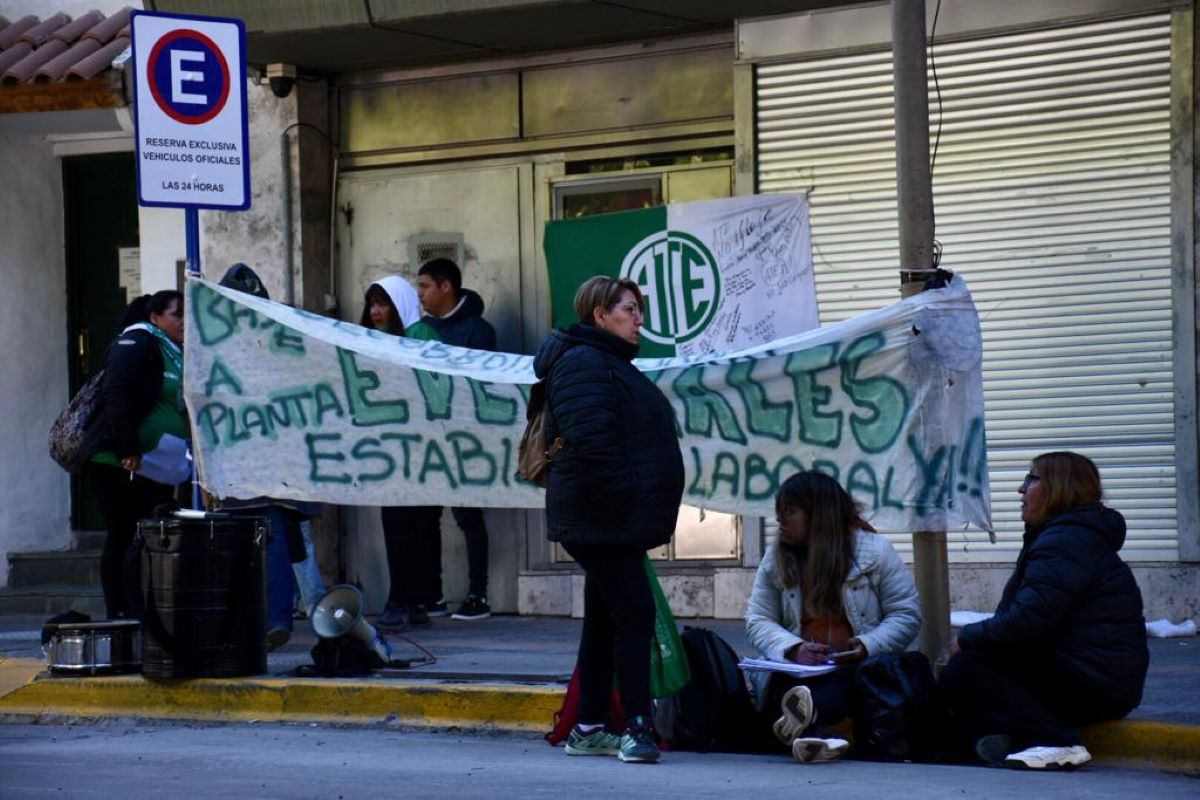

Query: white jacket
[744,530,921,706]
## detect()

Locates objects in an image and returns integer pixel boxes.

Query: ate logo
[619,231,721,345]
[147,29,230,125]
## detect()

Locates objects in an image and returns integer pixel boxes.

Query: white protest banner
[184,274,992,534]
[544,194,818,358]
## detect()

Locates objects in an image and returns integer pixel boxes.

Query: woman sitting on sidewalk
[941,451,1148,770]
[745,471,921,763]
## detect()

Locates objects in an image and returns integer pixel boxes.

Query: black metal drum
[45,619,141,675]
[138,513,267,679]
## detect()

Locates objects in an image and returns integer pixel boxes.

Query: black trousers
[381,505,442,606]
[940,650,1121,750]
[449,506,489,598]
[562,541,655,724]
[758,667,858,750]
[85,461,176,619]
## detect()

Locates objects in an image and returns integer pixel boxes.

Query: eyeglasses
[1020,472,1041,490]
[614,302,644,318]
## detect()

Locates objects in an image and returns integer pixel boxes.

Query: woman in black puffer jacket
[941,451,1148,771]
[533,276,684,764]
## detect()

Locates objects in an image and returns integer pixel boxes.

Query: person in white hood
[358,276,442,630]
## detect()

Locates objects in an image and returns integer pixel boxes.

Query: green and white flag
[544,194,817,357]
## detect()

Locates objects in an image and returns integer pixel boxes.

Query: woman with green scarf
[81,289,189,620]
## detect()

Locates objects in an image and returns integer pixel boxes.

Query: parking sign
[131,11,250,210]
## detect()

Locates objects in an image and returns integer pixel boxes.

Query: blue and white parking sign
[131,11,250,210]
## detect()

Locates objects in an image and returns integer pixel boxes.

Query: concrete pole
[891,0,951,666]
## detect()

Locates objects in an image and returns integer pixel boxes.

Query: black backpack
[654,626,757,752]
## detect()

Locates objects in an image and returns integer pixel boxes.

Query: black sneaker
[410,604,432,627]
[452,595,491,620]
[426,598,449,618]
[975,734,1013,767]
[376,601,411,631]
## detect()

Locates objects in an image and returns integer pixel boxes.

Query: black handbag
[853,651,947,762]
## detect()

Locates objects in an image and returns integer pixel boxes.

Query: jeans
[291,520,326,615]
[261,507,297,633]
[562,542,655,723]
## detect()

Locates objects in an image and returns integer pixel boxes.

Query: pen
[129,470,134,481]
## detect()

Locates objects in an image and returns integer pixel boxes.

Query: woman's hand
[787,641,831,665]
[831,637,867,664]
[948,636,961,659]
[120,455,141,473]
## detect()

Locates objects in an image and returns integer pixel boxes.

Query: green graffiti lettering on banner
[380,432,422,479]
[204,357,243,397]
[672,368,747,444]
[686,447,708,500]
[469,380,518,425]
[267,387,313,427]
[337,347,407,426]
[446,431,497,485]
[192,283,268,346]
[743,454,777,501]
[414,369,453,420]
[242,405,273,440]
[811,460,840,480]
[710,452,740,497]
[270,324,305,355]
[881,466,905,510]
[846,462,880,509]
[313,383,346,426]
[306,433,351,484]
[783,344,842,447]
[957,417,987,498]
[419,440,457,487]
[841,333,908,453]
[350,437,395,482]
[726,361,790,442]
[907,435,947,511]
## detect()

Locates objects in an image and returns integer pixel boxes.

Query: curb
[0,658,562,731]
[2,657,1197,775]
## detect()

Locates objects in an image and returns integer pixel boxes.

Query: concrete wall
[0,133,70,584]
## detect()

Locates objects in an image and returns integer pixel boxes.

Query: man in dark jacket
[411,258,497,620]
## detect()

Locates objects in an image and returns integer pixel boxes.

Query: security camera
[266,63,296,99]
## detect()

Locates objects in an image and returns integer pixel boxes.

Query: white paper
[137,433,192,485]
[737,657,840,677]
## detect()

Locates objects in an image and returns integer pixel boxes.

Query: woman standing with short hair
[533,275,684,764]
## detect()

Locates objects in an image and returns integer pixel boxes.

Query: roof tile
[18,13,70,47]
[53,10,104,44]
[84,7,133,45]
[67,35,128,81]
[2,38,67,84]
[0,8,135,89]
[0,15,38,50]
[35,37,101,81]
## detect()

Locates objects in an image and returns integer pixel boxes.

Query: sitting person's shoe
[376,601,411,630]
[265,626,291,651]
[974,734,1013,767]
[409,604,432,627]
[773,685,817,745]
[618,717,660,763]
[791,736,849,763]
[452,595,491,620]
[1004,744,1092,770]
[426,598,449,618]
[564,725,621,757]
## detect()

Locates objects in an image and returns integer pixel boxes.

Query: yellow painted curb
[0,671,565,732]
[1083,719,1200,776]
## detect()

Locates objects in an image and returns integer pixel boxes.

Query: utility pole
[891,0,951,665]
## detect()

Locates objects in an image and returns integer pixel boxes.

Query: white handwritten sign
[184,274,993,534]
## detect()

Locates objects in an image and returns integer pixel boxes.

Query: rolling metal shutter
[755,13,1178,561]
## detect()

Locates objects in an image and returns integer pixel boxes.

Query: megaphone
[311,584,393,664]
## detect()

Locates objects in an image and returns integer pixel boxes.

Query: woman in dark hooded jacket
[532,275,684,764]
[941,451,1148,770]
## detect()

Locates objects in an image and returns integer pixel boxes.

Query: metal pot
[45,620,142,675]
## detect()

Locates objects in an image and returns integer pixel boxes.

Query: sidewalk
[1,612,1197,773]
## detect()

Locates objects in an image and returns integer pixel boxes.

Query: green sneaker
[564,726,621,756]
[618,717,660,763]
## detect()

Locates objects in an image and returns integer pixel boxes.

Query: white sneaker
[1004,745,1092,770]
[792,736,849,763]
[773,685,816,746]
